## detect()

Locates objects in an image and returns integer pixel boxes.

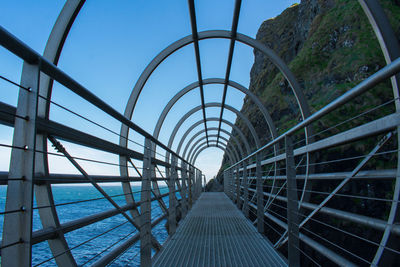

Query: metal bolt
[23,145,29,150]
[27,87,32,92]
[20,206,26,212]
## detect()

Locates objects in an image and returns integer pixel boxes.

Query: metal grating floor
[153,192,287,267]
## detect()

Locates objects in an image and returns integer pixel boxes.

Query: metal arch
[167,103,260,157]
[121,30,311,126]
[190,141,233,165]
[186,135,240,164]
[192,144,235,167]
[182,127,244,160]
[152,78,277,151]
[120,29,311,177]
[358,1,400,264]
[217,0,242,145]
[176,118,251,156]
[3,1,85,266]
[191,143,232,166]
[118,29,310,225]
[187,0,209,145]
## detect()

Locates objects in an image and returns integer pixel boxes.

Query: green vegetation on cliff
[220,0,400,166]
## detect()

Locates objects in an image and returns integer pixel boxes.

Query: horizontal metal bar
[0,101,16,127]
[243,113,399,170]
[247,188,400,236]
[240,169,397,181]
[91,213,167,267]
[0,102,176,170]
[226,57,400,170]
[247,201,356,266]
[0,26,191,167]
[0,172,173,185]
[32,203,136,244]
[37,117,144,157]
[32,193,170,245]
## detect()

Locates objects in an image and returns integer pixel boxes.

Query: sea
[0,185,170,266]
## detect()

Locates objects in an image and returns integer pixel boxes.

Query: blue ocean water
[0,185,170,266]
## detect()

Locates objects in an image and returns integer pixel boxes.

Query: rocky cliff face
[219,0,400,170]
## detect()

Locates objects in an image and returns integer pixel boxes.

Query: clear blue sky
[0,0,298,181]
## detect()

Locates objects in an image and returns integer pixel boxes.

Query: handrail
[0,25,194,169]
[225,57,400,170]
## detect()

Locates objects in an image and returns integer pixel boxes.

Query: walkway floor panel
[153,192,287,267]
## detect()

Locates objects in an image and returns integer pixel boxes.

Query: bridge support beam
[140,138,152,267]
[243,160,249,217]
[181,163,188,217]
[196,169,201,199]
[169,155,177,235]
[285,135,300,267]
[2,62,39,267]
[236,165,240,207]
[256,153,264,234]
[188,166,193,208]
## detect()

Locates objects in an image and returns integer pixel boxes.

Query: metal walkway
[153,192,287,267]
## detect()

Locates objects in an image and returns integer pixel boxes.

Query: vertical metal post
[194,169,198,200]
[181,162,188,217]
[188,166,192,208]
[196,169,201,198]
[2,62,39,266]
[256,153,264,233]
[203,174,206,192]
[169,155,177,235]
[230,169,234,199]
[243,161,249,217]
[236,165,240,207]
[286,135,300,267]
[224,171,227,195]
[140,138,152,267]
[193,167,198,201]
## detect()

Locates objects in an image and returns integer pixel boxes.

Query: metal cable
[37,93,165,158]
[247,208,283,236]
[292,97,399,147]
[292,187,399,203]
[0,109,29,121]
[0,74,31,91]
[33,219,134,266]
[0,206,26,216]
[300,222,372,265]
[292,208,400,256]
[81,228,139,266]
[0,142,161,171]
[268,201,398,263]
[296,149,398,168]
[293,242,322,267]
[0,239,23,252]
[32,189,145,210]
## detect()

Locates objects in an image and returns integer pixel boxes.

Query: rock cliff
[219,0,400,171]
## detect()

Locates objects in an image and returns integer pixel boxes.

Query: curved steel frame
[152,78,278,144]
[357,1,400,265]
[176,117,251,156]
[2,1,85,266]
[1,0,399,266]
[186,135,239,164]
[167,102,261,154]
[191,143,232,166]
[182,127,244,159]
[190,140,231,164]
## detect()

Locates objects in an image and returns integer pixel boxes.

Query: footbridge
[0,0,400,266]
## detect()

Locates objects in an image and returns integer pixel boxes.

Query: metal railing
[0,24,203,266]
[224,57,400,266]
